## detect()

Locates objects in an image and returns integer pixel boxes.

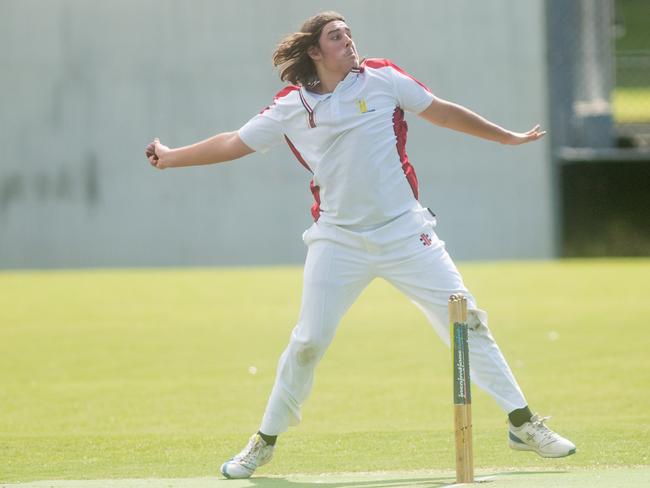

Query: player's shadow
[248,470,569,487]
[249,475,454,488]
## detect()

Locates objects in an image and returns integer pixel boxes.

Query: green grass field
[616,0,649,53]
[613,87,650,123]
[1,260,649,486]
[614,0,650,123]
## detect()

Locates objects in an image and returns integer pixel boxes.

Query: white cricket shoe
[509,414,576,458]
[220,433,275,479]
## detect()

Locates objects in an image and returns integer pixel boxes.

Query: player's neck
[311,68,350,94]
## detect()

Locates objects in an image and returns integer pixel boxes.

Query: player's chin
[345,56,360,71]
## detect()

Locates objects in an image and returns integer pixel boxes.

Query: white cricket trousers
[260,209,527,435]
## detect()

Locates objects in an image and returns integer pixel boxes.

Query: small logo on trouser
[420,233,432,246]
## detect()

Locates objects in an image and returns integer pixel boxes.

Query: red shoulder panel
[260,85,300,114]
[362,58,431,93]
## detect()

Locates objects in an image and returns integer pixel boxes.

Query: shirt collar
[300,86,329,108]
[300,67,363,105]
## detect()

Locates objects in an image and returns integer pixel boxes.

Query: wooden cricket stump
[449,294,474,484]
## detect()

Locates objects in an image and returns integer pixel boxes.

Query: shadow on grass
[249,476,453,488]
[490,470,569,477]
[248,470,569,487]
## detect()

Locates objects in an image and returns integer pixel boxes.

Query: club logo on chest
[356,99,375,114]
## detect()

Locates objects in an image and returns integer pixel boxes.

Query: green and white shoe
[509,414,576,458]
[220,433,274,479]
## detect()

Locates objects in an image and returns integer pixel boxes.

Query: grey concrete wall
[0,0,552,268]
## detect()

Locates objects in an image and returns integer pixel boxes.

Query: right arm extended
[145,131,254,169]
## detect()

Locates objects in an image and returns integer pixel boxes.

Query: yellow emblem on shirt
[356,99,368,113]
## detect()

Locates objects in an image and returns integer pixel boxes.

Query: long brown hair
[272,11,346,87]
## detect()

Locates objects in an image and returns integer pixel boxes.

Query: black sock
[258,431,277,446]
[508,406,533,427]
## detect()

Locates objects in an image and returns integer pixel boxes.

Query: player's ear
[307,45,321,61]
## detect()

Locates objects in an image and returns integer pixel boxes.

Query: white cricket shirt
[238,58,435,227]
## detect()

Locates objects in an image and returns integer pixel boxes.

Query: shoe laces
[530,414,557,442]
[234,436,266,467]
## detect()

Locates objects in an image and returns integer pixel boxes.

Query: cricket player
[145,11,576,479]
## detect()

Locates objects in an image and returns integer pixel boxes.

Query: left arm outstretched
[418,97,546,145]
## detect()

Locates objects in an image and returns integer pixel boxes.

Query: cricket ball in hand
[145,142,158,160]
